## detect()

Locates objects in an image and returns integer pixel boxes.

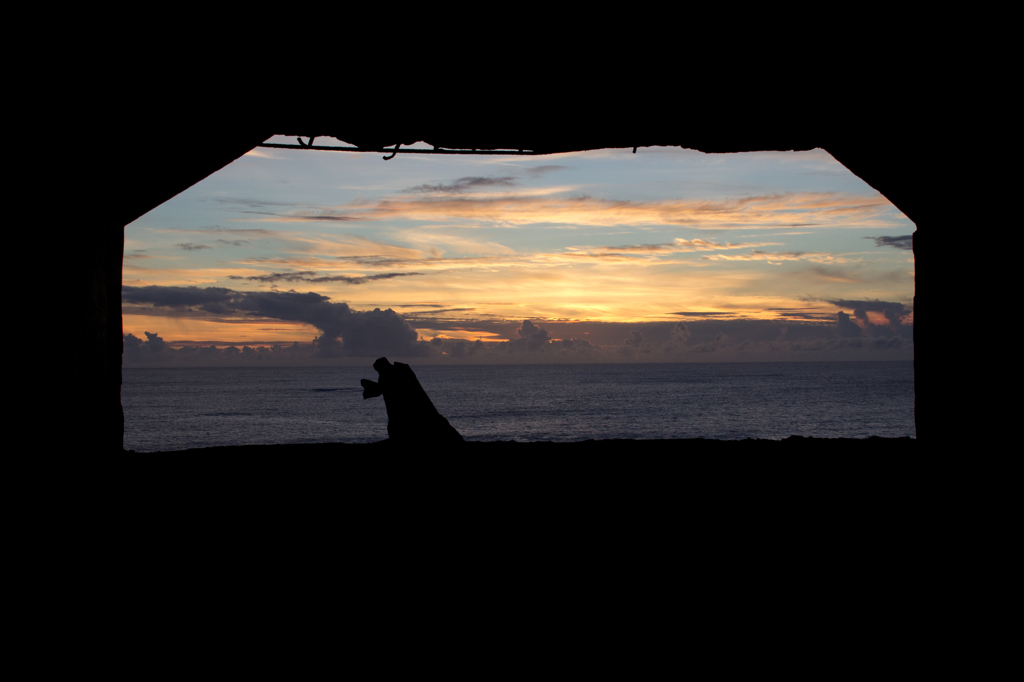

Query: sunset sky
[123,137,915,364]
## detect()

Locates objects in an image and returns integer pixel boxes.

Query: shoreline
[128,435,916,455]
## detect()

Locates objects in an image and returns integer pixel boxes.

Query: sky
[123,137,915,365]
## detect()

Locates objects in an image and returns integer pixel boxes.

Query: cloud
[212,198,310,209]
[668,322,691,348]
[176,243,212,251]
[123,331,171,360]
[450,337,481,356]
[123,316,913,366]
[802,267,862,283]
[122,285,426,357]
[619,329,655,355]
[334,255,414,268]
[234,191,899,231]
[827,299,913,340]
[193,199,358,223]
[241,210,359,222]
[484,320,602,356]
[346,190,897,230]
[431,338,487,358]
[123,285,235,310]
[259,233,426,260]
[673,239,774,252]
[700,249,850,264]
[514,319,550,351]
[553,337,597,352]
[124,332,159,362]
[394,229,518,257]
[867,235,913,250]
[227,271,423,284]
[827,298,909,324]
[143,331,169,351]
[402,307,477,315]
[522,165,571,177]
[221,235,429,274]
[155,227,279,237]
[558,238,782,261]
[123,333,323,366]
[691,331,732,353]
[403,176,519,194]
[763,308,837,321]
[837,311,862,337]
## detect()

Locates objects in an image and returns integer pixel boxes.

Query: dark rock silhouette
[361,357,464,444]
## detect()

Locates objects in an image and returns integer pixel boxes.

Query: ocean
[122,361,916,452]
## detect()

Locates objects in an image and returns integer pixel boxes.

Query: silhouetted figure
[361,357,464,444]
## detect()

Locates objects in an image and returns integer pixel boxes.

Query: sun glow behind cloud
[123,143,915,360]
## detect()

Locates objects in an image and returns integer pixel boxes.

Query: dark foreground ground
[120,437,923,514]
[104,435,952,620]
[107,435,943,573]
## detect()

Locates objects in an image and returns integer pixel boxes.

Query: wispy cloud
[240,210,359,222]
[364,191,885,230]
[153,227,280,237]
[700,250,851,264]
[221,190,897,231]
[334,255,419,268]
[227,271,423,284]
[401,307,477,315]
[212,198,308,209]
[558,238,781,259]
[798,267,862,283]
[226,233,428,262]
[522,165,571,177]
[222,235,849,279]
[402,176,519,194]
[394,229,518,257]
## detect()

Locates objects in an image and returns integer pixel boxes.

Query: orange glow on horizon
[122,314,318,345]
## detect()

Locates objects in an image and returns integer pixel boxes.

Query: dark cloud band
[122,285,425,357]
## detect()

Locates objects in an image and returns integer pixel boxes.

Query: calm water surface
[123,361,915,452]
